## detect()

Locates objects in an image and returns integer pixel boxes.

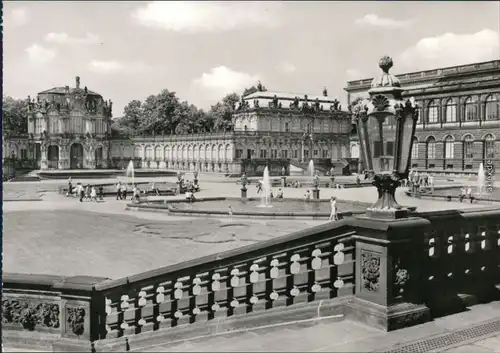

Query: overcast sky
[3,1,499,116]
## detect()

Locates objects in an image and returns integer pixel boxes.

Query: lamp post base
[312,188,320,200]
[241,187,247,199]
[367,173,408,219]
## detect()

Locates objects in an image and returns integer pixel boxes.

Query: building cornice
[344,60,500,93]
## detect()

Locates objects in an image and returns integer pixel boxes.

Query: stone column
[301,140,305,162]
[345,216,432,331]
[41,144,48,170]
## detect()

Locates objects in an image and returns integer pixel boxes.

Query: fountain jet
[307,159,315,177]
[126,160,135,188]
[478,162,485,196]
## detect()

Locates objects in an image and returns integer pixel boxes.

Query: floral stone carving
[67,307,86,336]
[393,258,410,296]
[361,251,381,292]
[2,299,60,331]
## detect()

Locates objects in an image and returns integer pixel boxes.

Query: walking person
[90,186,97,202]
[228,206,233,219]
[329,196,338,221]
[116,181,122,200]
[67,177,73,197]
[256,180,262,194]
[121,183,128,200]
[459,187,466,202]
[133,185,140,203]
[77,183,84,202]
[304,190,311,202]
[84,184,91,201]
[428,175,434,193]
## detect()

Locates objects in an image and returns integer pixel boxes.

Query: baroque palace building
[345,59,500,175]
[3,76,113,170]
[3,80,352,176]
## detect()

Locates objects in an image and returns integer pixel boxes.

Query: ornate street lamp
[352,56,419,219]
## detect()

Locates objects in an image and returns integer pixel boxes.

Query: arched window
[426,137,436,159]
[485,95,499,120]
[484,134,495,159]
[145,145,153,160]
[463,135,474,159]
[464,96,478,121]
[444,136,454,159]
[445,99,457,122]
[427,100,439,123]
[134,146,142,158]
[154,146,161,160]
[411,137,418,160]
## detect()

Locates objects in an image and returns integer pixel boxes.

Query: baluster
[266,259,280,310]
[248,264,260,310]
[104,297,113,335]
[308,249,322,301]
[135,289,147,334]
[210,273,221,313]
[191,277,202,320]
[119,295,130,333]
[172,280,184,323]
[155,286,165,327]
[287,254,301,305]
[229,269,240,312]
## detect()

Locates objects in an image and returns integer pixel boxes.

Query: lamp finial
[378,56,393,74]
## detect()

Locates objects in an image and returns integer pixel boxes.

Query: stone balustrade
[3,208,500,351]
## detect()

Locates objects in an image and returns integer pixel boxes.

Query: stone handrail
[94,220,356,340]
[3,208,500,351]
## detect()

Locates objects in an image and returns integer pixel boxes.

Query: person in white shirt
[152,182,160,196]
[466,186,473,203]
[304,190,311,202]
[132,185,139,202]
[428,175,434,193]
[77,183,84,202]
[90,186,97,202]
[459,187,466,202]
[121,184,128,200]
[329,196,338,221]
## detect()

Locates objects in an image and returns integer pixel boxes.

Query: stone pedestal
[241,187,247,199]
[281,176,287,187]
[345,216,432,331]
[177,182,183,195]
[312,188,320,199]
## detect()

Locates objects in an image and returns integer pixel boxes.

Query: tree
[2,96,28,136]
[208,93,240,132]
[140,90,181,135]
[116,100,143,135]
